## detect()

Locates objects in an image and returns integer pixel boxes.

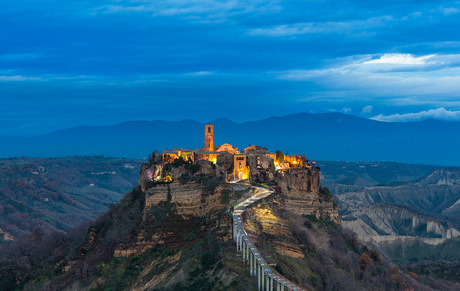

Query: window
[208,127,211,133]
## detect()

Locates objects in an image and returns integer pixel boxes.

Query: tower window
[208,127,211,133]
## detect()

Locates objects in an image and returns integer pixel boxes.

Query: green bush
[221,189,231,204]
[184,163,200,174]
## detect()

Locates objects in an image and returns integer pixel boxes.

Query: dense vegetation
[0,157,142,243]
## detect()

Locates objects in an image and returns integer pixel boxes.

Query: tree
[148,152,156,165]
[369,249,381,262]
[359,253,373,270]
[275,150,284,164]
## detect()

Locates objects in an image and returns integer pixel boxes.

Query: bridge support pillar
[235,231,238,250]
[262,269,265,290]
[250,251,253,275]
[236,232,240,251]
[243,240,246,262]
[246,242,248,262]
[258,263,261,290]
[247,243,250,261]
[238,232,242,251]
[253,251,256,275]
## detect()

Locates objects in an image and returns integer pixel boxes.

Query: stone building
[161,124,310,182]
[204,123,214,151]
[233,154,250,180]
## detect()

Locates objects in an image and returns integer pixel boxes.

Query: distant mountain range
[1,112,459,166]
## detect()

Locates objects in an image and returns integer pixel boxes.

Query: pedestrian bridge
[232,185,306,291]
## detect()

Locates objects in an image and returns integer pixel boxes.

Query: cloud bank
[371,108,460,122]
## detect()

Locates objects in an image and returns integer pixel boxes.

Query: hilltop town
[146,123,314,184]
[138,124,339,225]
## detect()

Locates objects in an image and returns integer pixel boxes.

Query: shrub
[184,164,200,174]
[179,173,193,185]
[359,253,374,270]
[319,187,333,202]
[369,250,381,262]
[274,264,284,276]
[221,189,231,204]
[200,176,222,196]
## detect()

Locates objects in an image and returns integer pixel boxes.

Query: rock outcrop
[107,155,341,259]
[276,167,340,224]
[115,162,234,257]
[243,203,305,259]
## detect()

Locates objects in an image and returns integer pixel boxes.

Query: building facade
[161,124,311,182]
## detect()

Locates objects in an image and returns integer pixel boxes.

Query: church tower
[204,124,214,151]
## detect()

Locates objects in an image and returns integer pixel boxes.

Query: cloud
[184,71,214,77]
[342,107,352,113]
[94,1,282,21]
[371,108,460,122]
[363,53,435,65]
[3,0,460,136]
[362,105,373,114]
[248,16,393,37]
[388,97,460,108]
[276,53,460,99]
[439,6,459,15]
[0,75,45,82]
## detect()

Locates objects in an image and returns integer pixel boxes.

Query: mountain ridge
[1,112,459,166]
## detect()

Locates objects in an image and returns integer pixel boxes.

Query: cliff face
[243,203,305,259]
[118,158,340,264]
[115,166,233,257]
[343,203,460,241]
[276,167,340,224]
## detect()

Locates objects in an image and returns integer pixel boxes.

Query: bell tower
[204,124,214,151]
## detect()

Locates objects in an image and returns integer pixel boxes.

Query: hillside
[3,157,456,290]
[0,157,142,243]
[1,158,459,289]
[318,161,460,284]
[1,113,460,166]
[334,168,460,226]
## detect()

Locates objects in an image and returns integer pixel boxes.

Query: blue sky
[1,0,460,135]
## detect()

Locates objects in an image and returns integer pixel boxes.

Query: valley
[318,161,460,281]
[0,157,142,243]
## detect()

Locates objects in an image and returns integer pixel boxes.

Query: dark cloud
[1,0,460,135]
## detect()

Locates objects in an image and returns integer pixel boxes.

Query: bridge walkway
[231,183,307,291]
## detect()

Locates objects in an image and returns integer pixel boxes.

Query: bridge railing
[232,188,307,291]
